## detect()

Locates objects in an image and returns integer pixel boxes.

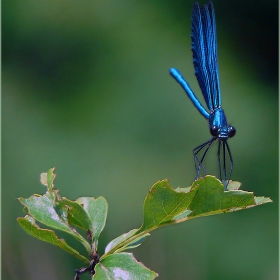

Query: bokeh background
[2,0,278,279]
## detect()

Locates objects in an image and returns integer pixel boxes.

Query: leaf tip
[254,196,273,205]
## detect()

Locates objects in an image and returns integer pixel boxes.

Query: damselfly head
[210,124,236,140]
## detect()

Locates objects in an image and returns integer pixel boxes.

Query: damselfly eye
[210,125,219,136]
[228,126,236,138]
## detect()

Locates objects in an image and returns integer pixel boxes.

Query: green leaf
[76,197,108,249]
[114,233,150,253]
[17,216,89,264]
[104,229,149,255]
[105,229,138,254]
[18,193,72,234]
[46,168,56,189]
[18,188,91,254]
[137,176,272,232]
[94,253,158,280]
[40,168,57,200]
[59,198,92,231]
[136,179,198,233]
[184,176,271,219]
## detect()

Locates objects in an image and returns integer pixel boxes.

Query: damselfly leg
[217,140,233,189]
[193,137,216,179]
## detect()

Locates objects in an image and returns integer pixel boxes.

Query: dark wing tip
[192,2,200,16]
[208,1,214,10]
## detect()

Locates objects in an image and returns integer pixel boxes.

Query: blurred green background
[3,0,278,279]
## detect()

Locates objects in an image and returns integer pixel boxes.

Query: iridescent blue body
[170,2,236,187]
